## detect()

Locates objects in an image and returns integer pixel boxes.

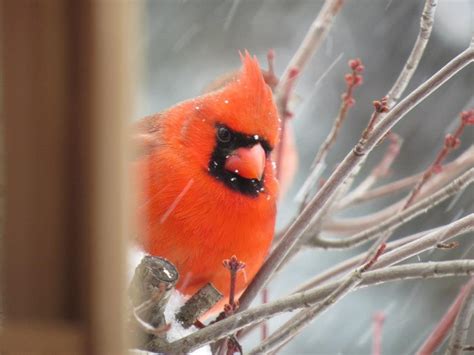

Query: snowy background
[134,1,474,353]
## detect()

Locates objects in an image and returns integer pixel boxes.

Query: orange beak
[224,143,266,180]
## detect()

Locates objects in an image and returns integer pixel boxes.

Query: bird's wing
[131,112,163,159]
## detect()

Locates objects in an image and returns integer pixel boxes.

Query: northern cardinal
[134,52,280,303]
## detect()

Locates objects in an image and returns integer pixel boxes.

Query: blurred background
[138,0,473,353]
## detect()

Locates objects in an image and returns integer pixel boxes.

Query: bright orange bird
[134,52,279,304]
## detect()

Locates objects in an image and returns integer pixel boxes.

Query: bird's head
[171,51,279,198]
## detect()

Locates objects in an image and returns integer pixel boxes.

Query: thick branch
[176,283,223,329]
[129,256,179,350]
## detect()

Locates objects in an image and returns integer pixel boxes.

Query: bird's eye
[217,127,232,143]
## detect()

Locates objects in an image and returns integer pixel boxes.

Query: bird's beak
[225,143,266,181]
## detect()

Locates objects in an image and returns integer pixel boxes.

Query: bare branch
[238,45,474,313]
[404,110,474,208]
[310,0,437,217]
[314,169,474,248]
[298,58,365,206]
[300,212,473,294]
[275,0,344,103]
[164,260,474,353]
[324,149,474,234]
[374,213,474,269]
[386,0,438,106]
[297,229,431,293]
[445,278,474,355]
[335,146,474,211]
[338,133,402,209]
[274,0,345,179]
[416,278,474,355]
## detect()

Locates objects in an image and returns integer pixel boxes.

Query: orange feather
[134,52,279,308]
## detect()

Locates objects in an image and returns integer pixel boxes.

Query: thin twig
[298,58,364,206]
[315,0,436,228]
[339,133,402,208]
[363,108,473,272]
[445,278,474,355]
[372,312,386,355]
[274,0,345,180]
[416,278,474,355]
[404,109,474,207]
[386,0,438,107]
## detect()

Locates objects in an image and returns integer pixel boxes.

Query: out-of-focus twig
[363,108,473,279]
[416,278,474,355]
[372,312,386,355]
[296,229,431,293]
[445,278,474,355]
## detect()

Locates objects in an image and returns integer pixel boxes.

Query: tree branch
[416,278,474,355]
[445,278,474,355]
[386,0,438,107]
[274,0,345,179]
